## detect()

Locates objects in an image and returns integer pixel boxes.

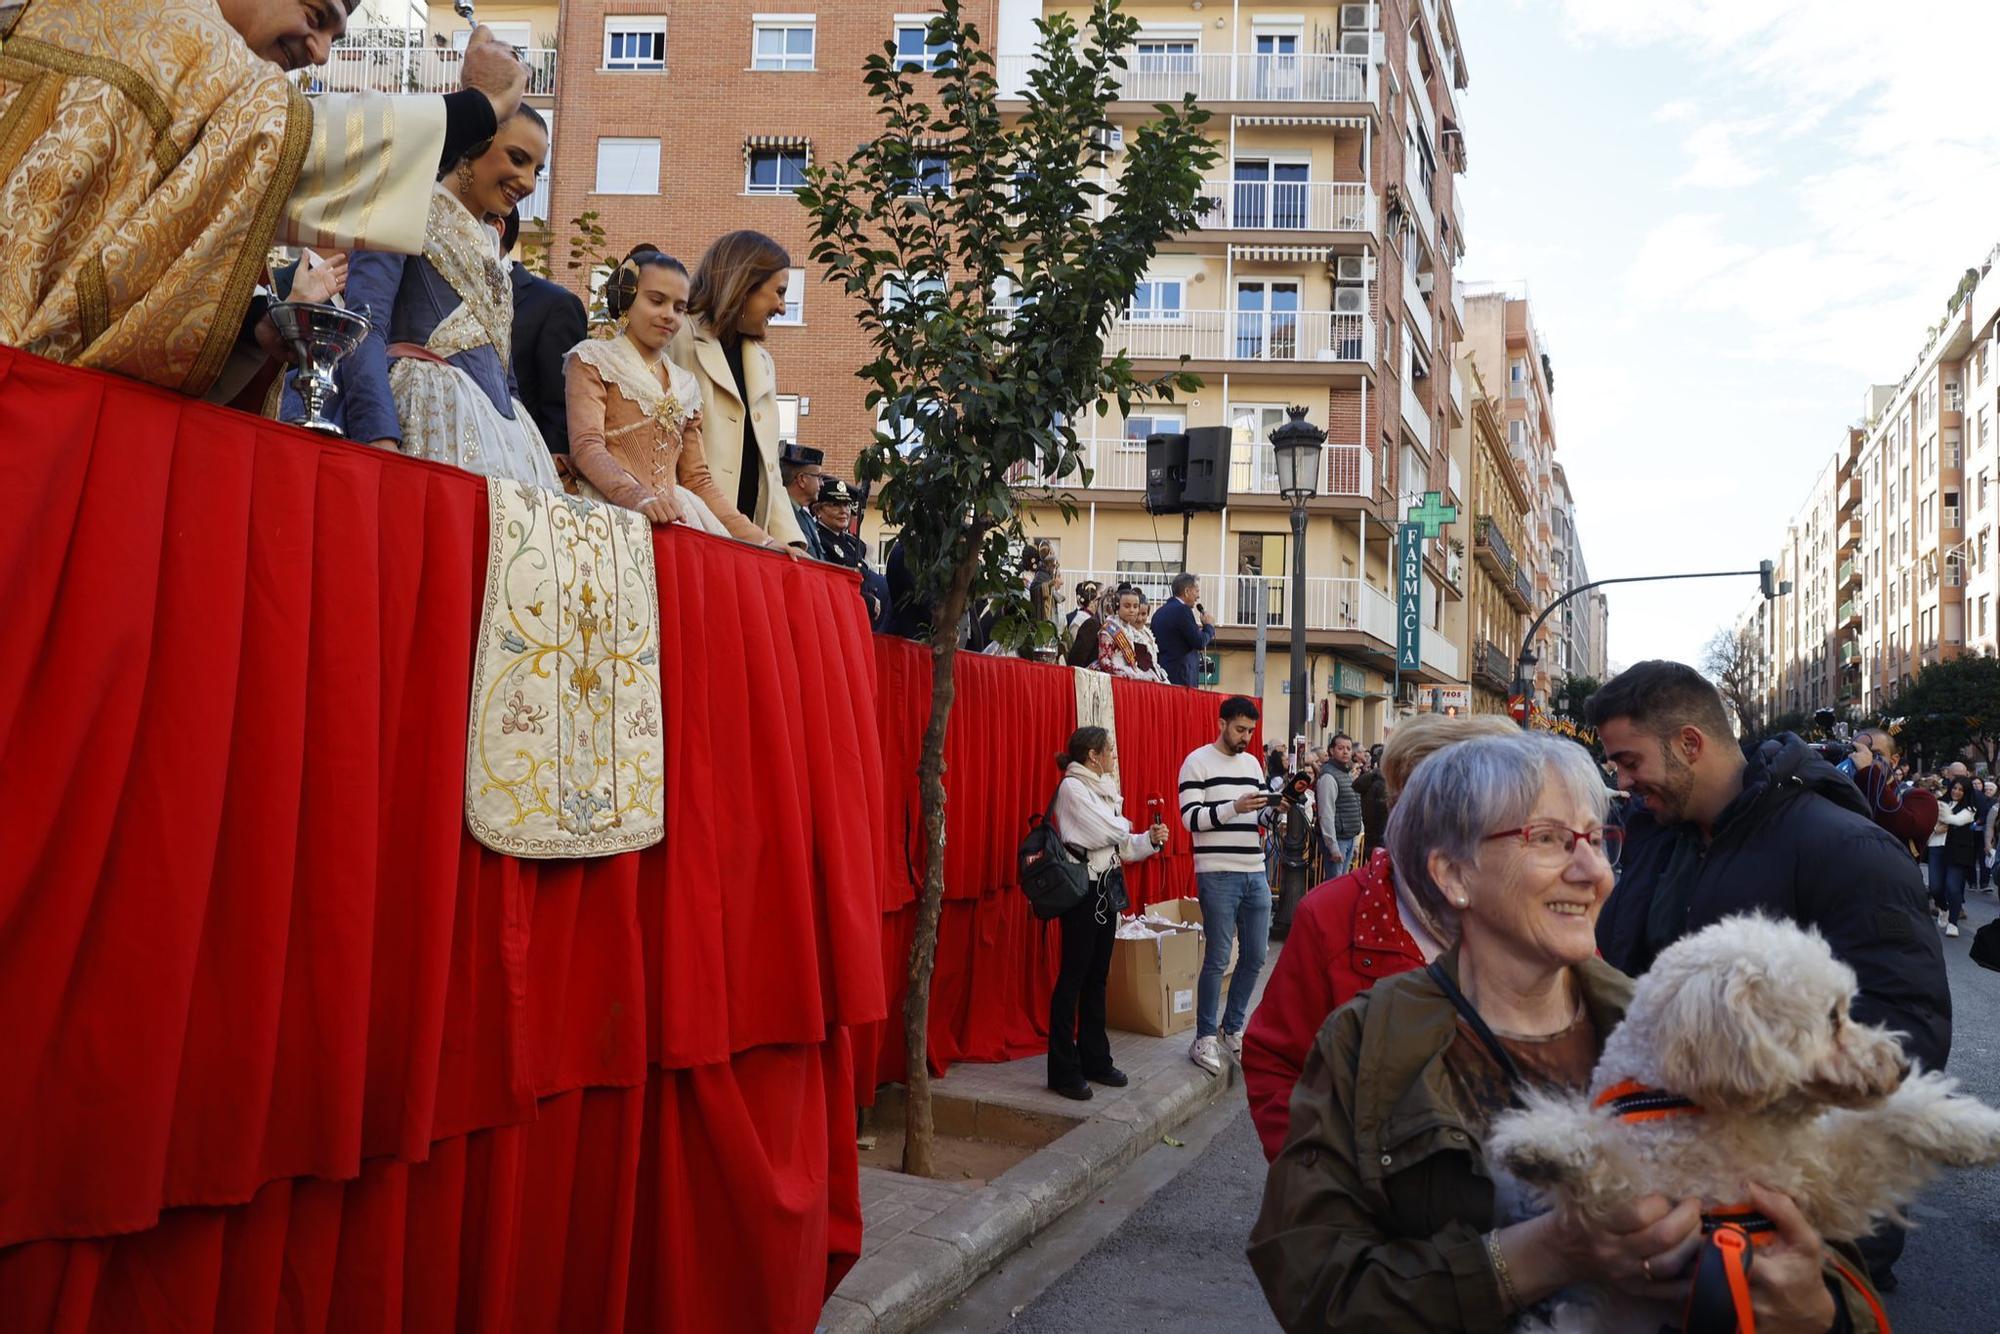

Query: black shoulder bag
[1018,789,1091,921]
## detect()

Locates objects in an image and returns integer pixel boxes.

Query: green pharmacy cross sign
[1406,490,1458,538]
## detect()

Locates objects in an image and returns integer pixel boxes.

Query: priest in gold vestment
[0,0,528,398]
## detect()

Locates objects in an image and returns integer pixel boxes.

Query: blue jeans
[1196,871,1271,1038]
[1322,835,1356,879]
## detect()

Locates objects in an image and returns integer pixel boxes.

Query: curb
[820,1057,1242,1333]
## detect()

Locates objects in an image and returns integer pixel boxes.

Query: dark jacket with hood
[1598,734,1950,1075]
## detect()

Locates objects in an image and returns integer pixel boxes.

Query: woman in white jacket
[1047,726,1167,1101]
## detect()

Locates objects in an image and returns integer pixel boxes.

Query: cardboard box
[1104,897,1234,1038]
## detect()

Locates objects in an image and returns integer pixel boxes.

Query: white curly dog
[1487,914,2000,1332]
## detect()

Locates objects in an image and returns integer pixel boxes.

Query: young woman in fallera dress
[562,248,776,542]
[293,104,559,489]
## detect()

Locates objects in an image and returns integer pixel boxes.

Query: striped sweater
[1177,743,1269,873]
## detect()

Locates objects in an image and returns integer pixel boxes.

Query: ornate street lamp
[1269,406,1324,745]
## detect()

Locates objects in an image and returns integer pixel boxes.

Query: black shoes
[1050,1080,1094,1101]
[1084,1066,1129,1088]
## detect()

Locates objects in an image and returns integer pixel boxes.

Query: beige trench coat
[668,321,807,549]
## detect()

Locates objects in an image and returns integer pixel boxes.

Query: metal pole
[1513,568,1767,728]
[1253,577,1268,702]
[1289,500,1308,744]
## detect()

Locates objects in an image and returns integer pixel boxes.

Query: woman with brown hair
[668,230,808,548]
[562,247,788,543]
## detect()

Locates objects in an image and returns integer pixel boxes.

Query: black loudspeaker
[1180,426,1231,511]
[1145,432,1187,513]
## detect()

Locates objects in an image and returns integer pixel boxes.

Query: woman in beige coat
[668,230,808,550]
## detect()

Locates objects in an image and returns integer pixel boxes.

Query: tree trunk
[901,536,988,1178]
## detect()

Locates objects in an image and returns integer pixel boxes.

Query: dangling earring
[455,158,476,196]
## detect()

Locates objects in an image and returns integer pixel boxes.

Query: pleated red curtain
[0,349,880,1331]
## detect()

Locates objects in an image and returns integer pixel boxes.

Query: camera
[1272,769,1313,809]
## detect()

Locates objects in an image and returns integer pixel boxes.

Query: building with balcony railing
[540,0,1471,741]
[1449,356,1533,712]
[996,0,1472,741]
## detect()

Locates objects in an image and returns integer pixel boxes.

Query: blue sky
[1453,0,2000,671]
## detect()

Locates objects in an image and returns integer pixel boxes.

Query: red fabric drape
[0,349,880,1330]
[852,643,1234,1095]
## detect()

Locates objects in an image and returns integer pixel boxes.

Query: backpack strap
[1425,961,1525,1098]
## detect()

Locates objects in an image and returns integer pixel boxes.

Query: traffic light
[1759,560,1775,599]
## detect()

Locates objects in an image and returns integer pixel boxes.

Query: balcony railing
[1446,456,1462,501]
[1474,515,1515,571]
[303,45,559,97]
[1008,437,1375,499]
[1193,179,1374,234]
[1450,277,1466,328]
[1065,570,1397,640]
[1401,374,1431,442]
[520,172,550,223]
[1473,639,1513,689]
[1517,565,1537,607]
[1111,309,1372,364]
[1449,361,1465,415]
[996,51,1372,105]
[1403,152,1437,249]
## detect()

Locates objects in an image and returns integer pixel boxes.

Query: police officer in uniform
[812,476,888,624]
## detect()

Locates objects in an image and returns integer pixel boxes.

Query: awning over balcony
[1232,114,1370,129]
[1230,243,1334,264]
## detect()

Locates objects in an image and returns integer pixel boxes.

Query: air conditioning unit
[1335,254,1374,283]
[1092,126,1125,154]
[1340,3,1377,30]
[1333,286,1368,314]
[1338,31,1373,56]
[1416,271,1436,294]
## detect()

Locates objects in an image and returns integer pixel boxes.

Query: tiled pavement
[820,948,1278,1333]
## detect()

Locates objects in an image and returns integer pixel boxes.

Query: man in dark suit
[499,208,587,456]
[1150,572,1215,687]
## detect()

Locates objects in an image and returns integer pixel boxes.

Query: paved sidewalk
[820,950,1276,1333]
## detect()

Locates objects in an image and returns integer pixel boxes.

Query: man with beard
[1587,660,1948,1294]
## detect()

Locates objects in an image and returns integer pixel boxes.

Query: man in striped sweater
[1178,695,1274,1075]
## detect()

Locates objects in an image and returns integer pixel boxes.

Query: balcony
[1401,374,1431,443]
[1066,570,1398,641]
[1111,309,1373,366]
[304,44,559,98]
[1193,179,1374,235]
[521,172,550,224]
[1449,361,1465,417]
[1007,436,1375,500]
[996,51,1373,107]
[1446,456,1462,502]
[1421,630,1460,679]
[1519,564,1539,608]
[1473,639,1514,691]
[1402,155,1437,251]
[1839,600,1859,626]
[1838,558,1857,587]
[1450,277,1466,329]
[1402,263,1431,337]
[1474,514,1516,570]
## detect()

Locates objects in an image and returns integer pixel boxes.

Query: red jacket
[1241,849,1426,1160]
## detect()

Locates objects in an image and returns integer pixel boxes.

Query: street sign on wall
[1396,523,1423,673]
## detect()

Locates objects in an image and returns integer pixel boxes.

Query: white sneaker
[1222,1030,1244,1058]
[1937,909,1949,928]
[1947,922,1961,937]
[1189,1035,1224,1075]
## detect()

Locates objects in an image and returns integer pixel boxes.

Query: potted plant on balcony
[799,0,1214,1178]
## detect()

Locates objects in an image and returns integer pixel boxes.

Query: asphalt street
[932,895,2000,1333]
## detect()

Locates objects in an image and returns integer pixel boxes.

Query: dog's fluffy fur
[1487,914,2000,1331]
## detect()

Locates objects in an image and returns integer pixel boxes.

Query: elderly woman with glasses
[1249,733,1859,1333]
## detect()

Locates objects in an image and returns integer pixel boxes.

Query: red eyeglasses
[1482,821,1624,868]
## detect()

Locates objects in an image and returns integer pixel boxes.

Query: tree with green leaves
[1884,655,2000,771]
[1548,673,1601,724]
[798,0,1215,1176]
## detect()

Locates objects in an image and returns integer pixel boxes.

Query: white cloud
[1651,98,1699,125]
[1673,120,1767,188]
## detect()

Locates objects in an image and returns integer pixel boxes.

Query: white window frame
[593,136,660,195]
[603,16,667,71]
[744,147,810,194]
[892,12,949,70]
[1126,278,1185,323]
[775,394,802,442]
[770,267,806,325]
[1121,409,1187,454]
[751,14,816,71]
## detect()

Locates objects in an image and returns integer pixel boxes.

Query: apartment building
[1448,354,1533,714]
[1738,244,2000,720]
[1458,287,1570,701]
[998,0,1475,740]
[528,0,1475,740]
[1735,438,1857,726]
[315,2,561,232]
